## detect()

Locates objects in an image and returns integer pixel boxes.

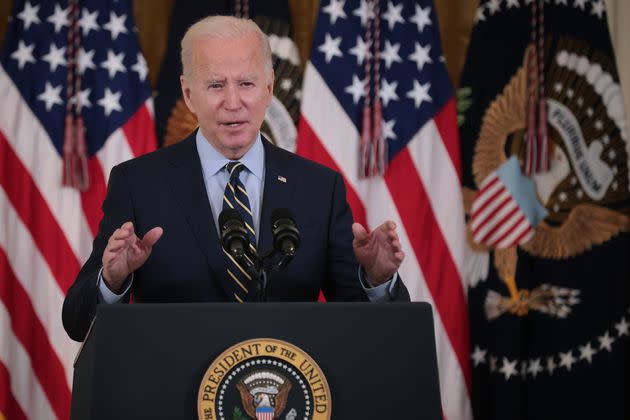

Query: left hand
[352,221,405,286]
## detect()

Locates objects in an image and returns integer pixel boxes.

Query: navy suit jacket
[62,133,408,341]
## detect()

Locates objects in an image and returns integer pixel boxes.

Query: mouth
[221,121,247,128]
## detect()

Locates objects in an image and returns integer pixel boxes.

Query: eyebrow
[204,74,259,83]
[239,74,258,81]
[204,77,226,84]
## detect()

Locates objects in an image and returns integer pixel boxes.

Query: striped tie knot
[225,161,246,178]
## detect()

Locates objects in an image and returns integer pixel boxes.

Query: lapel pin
[278,176,287,183]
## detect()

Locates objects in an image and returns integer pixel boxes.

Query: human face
[180,33,273,159]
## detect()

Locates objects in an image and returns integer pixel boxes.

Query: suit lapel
[165,134,229,299]
[259,139,298,254]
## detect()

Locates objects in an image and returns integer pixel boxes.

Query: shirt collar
[195,130,264,180]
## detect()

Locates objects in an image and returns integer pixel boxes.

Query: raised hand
[352,221,405,286]
[102,222,163,293]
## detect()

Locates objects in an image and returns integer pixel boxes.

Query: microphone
[219,209,250,257]
[271,208,300,256]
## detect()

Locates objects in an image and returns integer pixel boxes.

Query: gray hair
[180,15,273,79]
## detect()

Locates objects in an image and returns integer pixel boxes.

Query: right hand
[102,222,163,293]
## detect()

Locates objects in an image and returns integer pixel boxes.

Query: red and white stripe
[471,174,535,249]
[0,64,155,419]
[255,411,274,420]
[297,62,472,420]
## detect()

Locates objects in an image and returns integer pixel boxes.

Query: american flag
[470,157,546,249]
[296,0,471,418]
[0,0,156,418]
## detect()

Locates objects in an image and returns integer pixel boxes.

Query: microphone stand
[233,253,265,302]
[258,270,268,302]
[261,252,295,302]
[237,249,294,302]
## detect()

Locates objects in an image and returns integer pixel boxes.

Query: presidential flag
[0,0,156,419]
[459,1,630,418]
[297,1,471,419]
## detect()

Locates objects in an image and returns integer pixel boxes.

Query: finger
[110,233,133,246]
[387,230,399,241]
[384,220,396,231]
[103,248,119,259]
[121,221,135,236]
[141,227,163,248]
[103,246,124,263]
[393,251,405,262]
[390,239,402,251]
[108,228,122,241]
[352,222,369,244]
[110,222,134,239]
[105,238,129,253]
[375,221,396,240]
[106,232,130,247]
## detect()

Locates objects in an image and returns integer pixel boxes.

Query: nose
[223,84,241,111]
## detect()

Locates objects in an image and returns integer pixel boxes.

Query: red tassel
[526,100,536,176]
[524,0,550,175]
[372,98,386,176]
[75,115,89,190]
[537,98,549,172]
[62,114,75,187]
[359,105,372,178]
[62,114,90,191]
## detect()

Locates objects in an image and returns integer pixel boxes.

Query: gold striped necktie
[222,161,257,302]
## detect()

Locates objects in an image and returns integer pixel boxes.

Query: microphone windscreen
[271,208,294,226]
[219,208,244,231]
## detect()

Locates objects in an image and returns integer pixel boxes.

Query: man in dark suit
[62,16,408,342]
